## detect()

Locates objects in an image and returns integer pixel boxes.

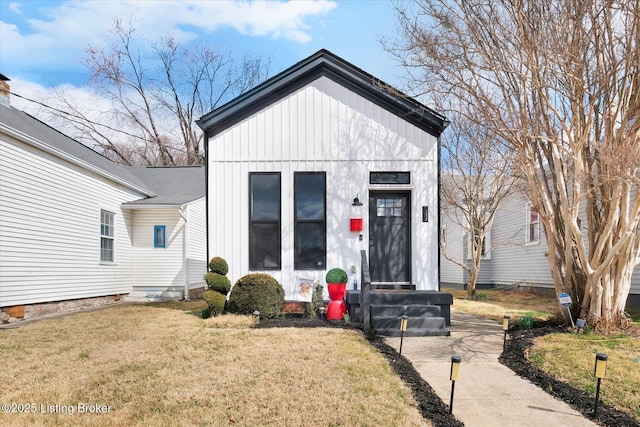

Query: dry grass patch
[0,303,429,427]
[529,332,640,420]
[443,287,559,322]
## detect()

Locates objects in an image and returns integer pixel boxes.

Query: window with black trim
[154,225,166,248]
[370,171,410,185]
[294,172,326,270]
[100,209,115,262]
[249,172,281,269]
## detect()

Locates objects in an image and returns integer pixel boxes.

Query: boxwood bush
[202,290,226,317]
[326,267,348,284]
[209,256,229,276]
[205,272,231,295]
[227,273,284,318]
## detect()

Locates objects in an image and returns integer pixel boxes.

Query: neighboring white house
[440,191,640,307]
[197,50,449,300]
[0,75,206,319]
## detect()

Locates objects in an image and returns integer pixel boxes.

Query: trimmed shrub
[202,290,226,316]
[227,273,284,318]
[326,267,348,284]
[303,282,324,318]
[205,272,231,295]
[208,256,229,275]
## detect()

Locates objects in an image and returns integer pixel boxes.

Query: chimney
[0,74,10,107]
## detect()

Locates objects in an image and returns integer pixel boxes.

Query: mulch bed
[257,316,639,427]
[500,321,640,427]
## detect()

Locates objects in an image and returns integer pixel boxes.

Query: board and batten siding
[207,76,439,298]
[0,135,142,307]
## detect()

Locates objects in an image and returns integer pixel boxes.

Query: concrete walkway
[385,308,597,427]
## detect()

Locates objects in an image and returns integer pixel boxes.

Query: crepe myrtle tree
[47,18,271,166]
[388,0,640,329]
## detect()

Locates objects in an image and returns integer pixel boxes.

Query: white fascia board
[1,123,155,197]
[121,197,205,210]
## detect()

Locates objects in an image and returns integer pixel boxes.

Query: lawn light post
[502,315,510,351]
[252,310,260,324]
[449,355,461,414]
[594,353,608,417]
[576,319,586,334]
[399,314,408,354]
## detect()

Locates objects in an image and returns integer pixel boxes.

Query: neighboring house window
[249,172,281,269]
[294,172,326,270]
[154,225,166,248]
[526,203,540,244]
[467,228,490,259]
[100,209,115,262]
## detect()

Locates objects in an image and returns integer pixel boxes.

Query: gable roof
[123,166,204,206]
[197,49,449,137]
[1,103,204,206]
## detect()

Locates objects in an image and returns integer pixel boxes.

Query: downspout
[179,206,189,301]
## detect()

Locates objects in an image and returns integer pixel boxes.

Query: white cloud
[8,3,22,14]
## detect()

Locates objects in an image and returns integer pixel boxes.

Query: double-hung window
[249,173,281,269]
[526,203,540,244]
[294,172,326,270]
[100,209,115,262]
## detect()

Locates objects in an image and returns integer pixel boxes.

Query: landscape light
[399,314,408,354]
[576,319,586,334]
[449,355,461,414]
[252,311,260,323]
[593,353,608,417]
[502,315,510,351]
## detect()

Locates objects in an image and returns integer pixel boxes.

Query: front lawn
[0,302,429,426]
[444,287,640,422]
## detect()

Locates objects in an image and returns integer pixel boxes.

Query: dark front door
[369,191,411,284]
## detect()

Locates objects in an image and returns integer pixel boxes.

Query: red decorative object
[350,218,363,232]
[326,283,347,320]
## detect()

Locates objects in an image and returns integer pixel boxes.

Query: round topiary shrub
[208,256,229,275]
[326,267,348,284]
[202,290,226,317]
[205,272,231,295]
[227,273,284,318]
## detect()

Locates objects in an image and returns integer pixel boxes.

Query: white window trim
[99,208,116,264]
[525,203,540,245]
[466,229,491,260]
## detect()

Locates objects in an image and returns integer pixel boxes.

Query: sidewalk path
[385,308,597,427]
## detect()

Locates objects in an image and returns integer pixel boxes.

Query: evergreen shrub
[205,272,231,295]
[227,273,284,318]
[202,290,226,316]
[208,256,229,276]
[325,268,348,284]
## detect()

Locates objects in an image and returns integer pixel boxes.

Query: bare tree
[49,19,270,165]
[441,113,521,300]
[389,0,640,329]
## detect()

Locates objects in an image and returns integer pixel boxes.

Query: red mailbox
[350,195,363,232]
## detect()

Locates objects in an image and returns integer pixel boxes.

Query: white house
[440,191,640,307]
[197,50,449,301]
[0,75,206,320]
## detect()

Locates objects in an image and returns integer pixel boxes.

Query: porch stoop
[346,290,453,337]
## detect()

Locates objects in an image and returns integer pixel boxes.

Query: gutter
[179,205,190,301]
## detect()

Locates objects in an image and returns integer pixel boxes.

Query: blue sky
[0,0,407,113]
